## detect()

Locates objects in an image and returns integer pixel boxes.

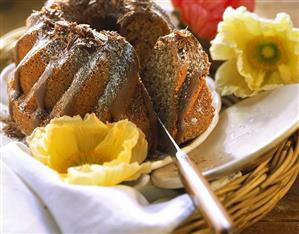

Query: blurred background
[0,0,298,36]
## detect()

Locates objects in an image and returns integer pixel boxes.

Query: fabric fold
[1,142,194,233]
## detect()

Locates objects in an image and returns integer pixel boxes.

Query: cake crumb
[0,116,25,139]
[191,117,198,125]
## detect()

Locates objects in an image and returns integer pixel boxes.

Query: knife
[157,118,234,234]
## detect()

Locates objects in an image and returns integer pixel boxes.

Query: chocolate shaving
[0,116,25,140]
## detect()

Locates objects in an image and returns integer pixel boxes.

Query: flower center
[261,45,276,58]
[246,37,287,71]
[56,152,106,173]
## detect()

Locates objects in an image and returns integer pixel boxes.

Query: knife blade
[157,118,234,234]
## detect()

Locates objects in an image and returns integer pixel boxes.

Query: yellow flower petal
[64,162,150,186]
[63,158,171,186]
[210,7,299,97]
[27,114,150,186]
[212,7,258,54]
[278,64,293,83]
[94,120,147,165]
[261,71,284,91]
[210,36,235,61]
[237,53,267,90]
[215,59,256,97]
[46,114,109,172]
[46,124,80,172]
[27,127,49,164]
[130,129,148,164]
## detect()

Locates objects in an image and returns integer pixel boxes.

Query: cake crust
[9,10,158,149]
[9,0,215,149]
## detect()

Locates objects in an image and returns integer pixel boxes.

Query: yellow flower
[27,114,151,186]
[210,7,299,97]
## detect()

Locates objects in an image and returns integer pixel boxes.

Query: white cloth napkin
[1,142,195,234]
[0,64,195,233]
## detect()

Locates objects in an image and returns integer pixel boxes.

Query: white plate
[152,84,299,188]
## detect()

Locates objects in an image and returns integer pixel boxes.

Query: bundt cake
[9,9,157,149]
[43,0,175,69]
[142,30,214,144]
[9,0,214,148]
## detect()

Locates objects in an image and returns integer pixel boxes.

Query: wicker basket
[1,28,298,234]
[176,132,299,233]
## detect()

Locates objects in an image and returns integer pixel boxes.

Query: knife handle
[176,150,234,234]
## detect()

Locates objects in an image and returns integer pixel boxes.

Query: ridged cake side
[9,11,157,149]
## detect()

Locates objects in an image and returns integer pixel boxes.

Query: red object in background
[172,0,255,40]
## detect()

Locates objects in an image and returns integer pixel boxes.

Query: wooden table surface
[0,1,298,233]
